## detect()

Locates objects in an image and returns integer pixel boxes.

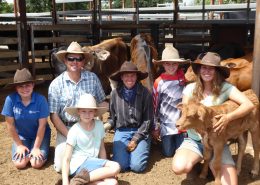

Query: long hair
[192,67,226,102]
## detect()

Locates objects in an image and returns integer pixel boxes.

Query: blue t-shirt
[1,92,50,140]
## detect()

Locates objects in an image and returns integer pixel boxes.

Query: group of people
[1,41,254,185]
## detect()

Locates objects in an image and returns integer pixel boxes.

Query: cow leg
[200,136,212,179]
[236,132,247,175]
[212,142,224,185]
[249,127,260,178]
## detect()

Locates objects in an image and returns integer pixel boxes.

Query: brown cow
[130,34,160,91]
[82,37,130,94]
[176,89,260,185]
[185,56,252,91]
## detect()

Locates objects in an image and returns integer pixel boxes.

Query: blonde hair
[192,68,226,102]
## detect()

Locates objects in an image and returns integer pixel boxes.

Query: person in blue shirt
[1,68,50,169]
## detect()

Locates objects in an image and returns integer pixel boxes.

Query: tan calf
[176,89,260,185]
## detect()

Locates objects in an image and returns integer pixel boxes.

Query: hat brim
[109,70,148,82]
[65,106,108,118]
[153,59,191,65]
[4,79,45,89]
[191,63,230,79]
[55,50,91,63]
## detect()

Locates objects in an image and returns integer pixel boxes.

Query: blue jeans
[12,131,51,161]
[112,128,151,173]
[161,133,185,157]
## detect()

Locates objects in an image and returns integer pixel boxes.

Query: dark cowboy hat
[109,61,148,82]
[153,45,190,64]
[55,41,90,62]
[4,68,44,89]
[191,52,230,79]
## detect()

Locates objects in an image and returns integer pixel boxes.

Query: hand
[29,148,44,161]
[14,145,30,161]
[103,122,112,132]
[152,129,160,141]
[127,140,137,152]
[213,114,230,135]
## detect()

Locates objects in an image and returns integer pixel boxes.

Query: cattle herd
[49,34,258,184]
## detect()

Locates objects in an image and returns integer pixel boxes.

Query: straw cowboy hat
[65,93,107,118]
[109,61,148,82]
[55,41,90,62]
[192,52,230,78]
[153,45,190,64]
[4,68,44,89]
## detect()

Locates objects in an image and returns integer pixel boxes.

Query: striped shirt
[153,70,186,137]
[48,70,106,123]
[109,83,153,142]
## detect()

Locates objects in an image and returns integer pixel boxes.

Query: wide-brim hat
[55,41,90,62]
[191,52,230,79]
[153,45,190,64]
[65,93,108,118]
[4,68,44,89]
[110,61,148,82]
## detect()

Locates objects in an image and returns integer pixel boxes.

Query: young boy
[62,93,120,185]
[152,45,190,157]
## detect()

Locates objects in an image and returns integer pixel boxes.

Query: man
[107,61,153,173]
[48,41,108,172]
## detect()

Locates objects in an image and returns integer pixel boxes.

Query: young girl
[62,93,120,185]
[1,68,50,169]
[152,45,190,157]
[172,52,254,185]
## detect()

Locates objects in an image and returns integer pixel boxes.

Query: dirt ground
[0,82,260,185]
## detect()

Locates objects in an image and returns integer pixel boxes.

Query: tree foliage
[0,0,13,13]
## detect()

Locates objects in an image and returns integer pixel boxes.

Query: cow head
[82,46,110,71]
[176,101,207,131]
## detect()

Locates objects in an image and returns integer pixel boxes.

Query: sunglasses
[66,57,84,62]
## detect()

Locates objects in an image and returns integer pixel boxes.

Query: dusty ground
[0,82,260,185]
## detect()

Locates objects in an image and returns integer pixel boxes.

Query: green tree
[0,0,13,13]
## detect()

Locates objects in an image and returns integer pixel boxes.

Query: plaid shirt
[48,70,105,123]
[109,83,153,143]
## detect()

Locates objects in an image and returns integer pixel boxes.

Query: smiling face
[121,72,137,89]
[78,108,96,124]
[162,62,179,75]
[199,65,216,82]
[15,82,34,99]
[64,53,85,72]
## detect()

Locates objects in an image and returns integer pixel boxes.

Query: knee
[111,162,121,175]
[172,160,192,175]
[14,160,28,169]
[130,161,147,173]
[31,160,46,169]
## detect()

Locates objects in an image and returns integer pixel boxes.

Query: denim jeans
[112,128,151,173]
[161,133,185,157]
[12,131,50,161]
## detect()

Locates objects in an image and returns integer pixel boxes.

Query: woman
[1,68,50,169]
[172,52,254,185]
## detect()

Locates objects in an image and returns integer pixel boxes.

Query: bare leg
[211,164,238,185]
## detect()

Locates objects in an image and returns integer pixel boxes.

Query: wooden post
[252,0,260,96]
[17,0,29,68]
[51,0,57,24]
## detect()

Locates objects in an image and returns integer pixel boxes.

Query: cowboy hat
[4,68,44,89]
[153,45,190,64]
[109,61,148,82]
[65,93,107,118]
[55,41,90,62]
[191,52,230,78]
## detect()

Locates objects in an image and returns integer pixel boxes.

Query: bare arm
[62,144,73,185]
[30,118,47,160]
[98,139,107,159]
[214,87,254,133]
[50,113,69,137]
[5,116,29,158]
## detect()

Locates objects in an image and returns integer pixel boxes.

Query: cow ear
[95,49,110,61]
[176,103,183,111]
